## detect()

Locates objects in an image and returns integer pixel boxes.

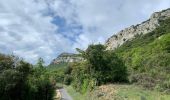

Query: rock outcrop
[105,8,170,50]
[50,52,83,65]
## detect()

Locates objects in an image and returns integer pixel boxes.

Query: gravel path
[59,88,73,100]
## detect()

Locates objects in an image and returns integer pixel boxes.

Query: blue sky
[0,0,170,64]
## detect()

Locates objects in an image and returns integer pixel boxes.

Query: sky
[0,0,170,64]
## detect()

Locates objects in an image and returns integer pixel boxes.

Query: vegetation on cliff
[115,18,170,91]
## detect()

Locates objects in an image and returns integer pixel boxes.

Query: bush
[64,75,72,85]
[84,44,128,84]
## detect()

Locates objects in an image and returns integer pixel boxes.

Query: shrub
[64,75,72,85]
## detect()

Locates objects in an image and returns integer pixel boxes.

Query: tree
[84,44,128,84]
[75,44,128,86]
[36,57,44,68]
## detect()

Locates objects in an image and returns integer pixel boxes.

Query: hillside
[106,8,170,50]
[114,17,170,89]
[104,8,170,91]
[83,17,170,99]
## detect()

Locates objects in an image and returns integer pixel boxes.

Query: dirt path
[55,88,73,100]
[54,89,61,100]
[59,88,73,100]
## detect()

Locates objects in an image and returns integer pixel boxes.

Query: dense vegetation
[115,18,170,91]
[0,55,55,100]
[46,63,68,84]
[62,44,128,93]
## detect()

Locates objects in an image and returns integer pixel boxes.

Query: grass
[108,84,170,100]
[64,84,170,100]
[65,85,87,100]
[85,84,170,100]
[116,85,170,100]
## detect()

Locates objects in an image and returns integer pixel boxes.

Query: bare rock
[105,8,170,50]
[50,52,83,65]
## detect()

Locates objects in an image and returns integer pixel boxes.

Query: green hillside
[46,63,69,85]
[115,18,170,91]
[47,63,69,71]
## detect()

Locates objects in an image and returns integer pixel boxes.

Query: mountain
[50,52,83,65]
[111,9,170,90]
[106,8,170,50]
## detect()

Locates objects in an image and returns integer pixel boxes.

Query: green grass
[116,85,170,100]
[90,84,170,100]
[65,85,87,100]
[65,84,170,100]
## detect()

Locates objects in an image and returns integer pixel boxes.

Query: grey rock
[105,8,170,50]
[50,52,83,64]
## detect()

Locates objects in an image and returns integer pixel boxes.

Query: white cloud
[0,0,169,64]
[0,0,73,64]
[50,0,170,49]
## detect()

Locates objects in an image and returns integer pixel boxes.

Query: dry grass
[88,84,170,100]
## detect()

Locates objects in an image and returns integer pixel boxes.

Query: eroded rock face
[50,52,83,64]
[106,8,170,50]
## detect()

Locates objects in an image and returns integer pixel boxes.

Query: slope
[115,18,170,91]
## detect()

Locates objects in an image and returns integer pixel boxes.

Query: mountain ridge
[50,52,83,65]
[105,8,170,50]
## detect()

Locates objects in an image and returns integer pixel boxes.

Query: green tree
[70,44,128,93]
[36,57,44,68]
[83,44,128,84]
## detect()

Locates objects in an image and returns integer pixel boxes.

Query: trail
[59,88,73,100]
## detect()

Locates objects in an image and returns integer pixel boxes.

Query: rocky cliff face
[106,8,170,50]
[50,52,83,65]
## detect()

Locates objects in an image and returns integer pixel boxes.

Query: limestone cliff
[105,8,170,50]
[50,52,83,65]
